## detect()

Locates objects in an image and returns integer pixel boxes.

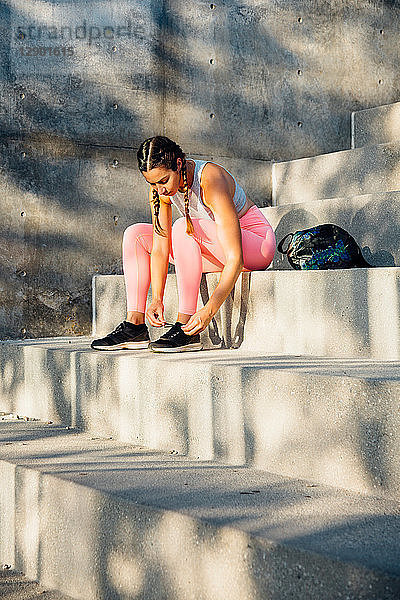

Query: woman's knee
[123,223,150,245]
[172,217,187,240]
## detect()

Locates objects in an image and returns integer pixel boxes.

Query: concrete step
[260,191,400,269]
[0,568,74,600]
[0,336,91,425]
[92,267,400,360]
[352,101,400,149]
[1,422,400,600]
[272,141,400,205]
[1,340,400,499]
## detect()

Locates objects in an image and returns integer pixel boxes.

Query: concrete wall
[1,0,400,338]
[0,139,150,338]
[163,0,400,160]
[1,0,161,338]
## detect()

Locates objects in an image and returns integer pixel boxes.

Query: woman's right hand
[146,299,165,327]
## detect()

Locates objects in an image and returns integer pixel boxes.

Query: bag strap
[277,233,293,255]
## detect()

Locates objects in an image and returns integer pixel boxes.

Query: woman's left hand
[181,307,214,336]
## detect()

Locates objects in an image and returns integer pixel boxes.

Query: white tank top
[170,159,247,221]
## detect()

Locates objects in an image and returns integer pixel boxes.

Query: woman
[91,136,276,352]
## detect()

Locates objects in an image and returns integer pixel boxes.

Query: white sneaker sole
[91,341,150,351]
[150,343,203,353]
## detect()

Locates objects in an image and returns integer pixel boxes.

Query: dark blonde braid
[146,137,166,237]
[181,160,195,235]
[137,136,193,236]
[151,187,166,237]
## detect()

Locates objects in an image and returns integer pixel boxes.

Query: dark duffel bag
[277,224,371,270]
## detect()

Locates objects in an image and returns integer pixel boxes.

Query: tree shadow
[2,0,400,339]
[2,440,400,599]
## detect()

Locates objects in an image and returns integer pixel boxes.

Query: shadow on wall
[1,0,400,338]
[0,1,161,339]
[3,1,400,158]
[162,0,400,160]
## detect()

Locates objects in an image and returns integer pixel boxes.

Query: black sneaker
[91,321,150,351]
[149,322,203,353]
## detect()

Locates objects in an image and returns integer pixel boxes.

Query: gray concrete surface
[1,0,400,340]
[0,0,161,340]
[3,1,400,160]
[0,568,74,600]
[92,267,400,360]
[352,101,400,148]
[68,352,400,499]
[0,139,150,339]
[3,0,163,147]
[0,336,89,424]
[1,424,400,600]
[273,141,400,205]
[261,192,400,268]
[0,136,271,340]
[1,338,400,499]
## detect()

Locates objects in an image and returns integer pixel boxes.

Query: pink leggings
[123,205,276,315]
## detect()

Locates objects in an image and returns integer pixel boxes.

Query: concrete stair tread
[261,190,400,268]
[3,337,400,379]
[0,569,74,600]
[2,333,400,499]
[275,139,400,167]
[265,187,399,206]
[352,101,400,149]
[272,139,400,205]
[0,336,92,348]
[1,422,400,585]
[92,268,400,360]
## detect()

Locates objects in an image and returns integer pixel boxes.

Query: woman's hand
[181,307,213,336]
[146,299,165,327]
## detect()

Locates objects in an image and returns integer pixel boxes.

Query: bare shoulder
[201,162,228,186]
[200,162,235,200]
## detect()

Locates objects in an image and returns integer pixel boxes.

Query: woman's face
[142,158,182,197]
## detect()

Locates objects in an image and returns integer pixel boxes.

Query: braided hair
[137,136,195,236]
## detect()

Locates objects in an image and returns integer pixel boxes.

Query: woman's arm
[182,164,244,335]
[146,189,172,326]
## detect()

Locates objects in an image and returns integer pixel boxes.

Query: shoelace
[160,323,183,340]
[111,323,126,335]
[110,322,145,336]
